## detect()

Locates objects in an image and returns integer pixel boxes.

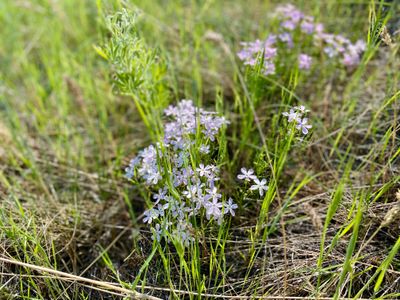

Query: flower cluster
[282,105,312,135]
[237,37,278,75]
[237,168,269,197]
[237,4,366,73]
[125,100,236,246]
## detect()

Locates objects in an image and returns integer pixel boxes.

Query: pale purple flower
[288,9,304,23]
[315,23,324,34]
[237,168,257,181]
[264,47,277,59]
[282,109,299,122]
[164,105,178,116]
[354,40,366,53]
[301,18,315,34]
[182,185,199,200]
[342,52,360,67]
[296,118,312,135]
[243,57,257,66]
[266,34,277,46]
[324,46,337,58]
[125,167,134,179]
[199,144,210,154]
[153,188,167,203]
[145,171,162,186]
[151,223,163,242]
[205,198,223,220]
[237,49,252,61]
[263,61,276,75]
[206,187,222,202]
[143,209,159,224]
[224,198,238,216]
[298,54,312,70]
[278,33,294,48]
[250,178,269,197]
[126,99,234,243]
[281,20,296,31]
[196,164,210,177]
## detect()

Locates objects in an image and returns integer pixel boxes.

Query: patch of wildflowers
[126,100,237,246]
[237,4,366,73]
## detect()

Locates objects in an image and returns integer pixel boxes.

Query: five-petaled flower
[237,168,257,181]
[296,118,312,135]
[250,178,269,197]
[224,198,238,216]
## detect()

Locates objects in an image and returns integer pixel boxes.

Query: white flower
[196,164,210,177]
[237,168,257,181]
[250,178,269,196]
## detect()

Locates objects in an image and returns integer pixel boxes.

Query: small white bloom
[237,168,257,181]
[250,178,269,197]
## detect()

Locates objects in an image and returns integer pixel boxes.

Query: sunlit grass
[0,0,399,299]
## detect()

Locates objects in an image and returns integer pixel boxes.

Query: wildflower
[157,203,167,217]
[282,109,298,122]
[342,52,360,67]
[298,54,312,70]
[263,61,276,75]
[237,49,252,61]
[315,23,324,34]
[196,164,210,177]
[199,144,210,154]
[237,168,257,181]
[250,178,269,197]
[206,187,222,202]
[264,47,277,59]
[151,224,163,242]
[301,19,314,34]
[125,166,134,179]
[205,198,223,220]
[282,20,296,31]
[126,99,233,244]
[266,34,277,46]
[182,185,199,200]
[153,188,167,203]
[294,105,309,113]
[143,209,159,224]
[296,118,312,135]
[224,198,238,216]
[164,105,178,116]
[174,223,193,246]
[323,47,337,58]
[145,170,162,186]
[278,33,294,48]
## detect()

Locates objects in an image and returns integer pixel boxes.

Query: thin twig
[0,256,161,300]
